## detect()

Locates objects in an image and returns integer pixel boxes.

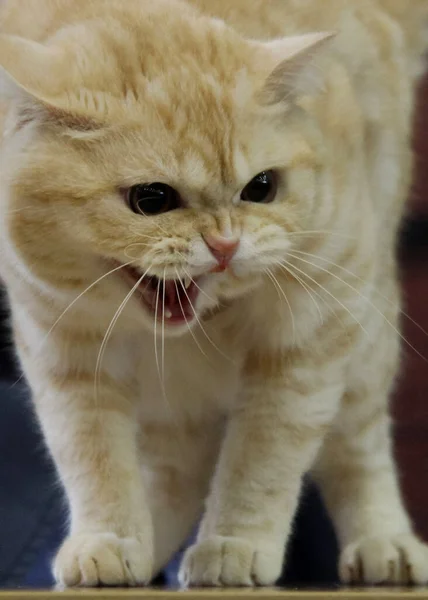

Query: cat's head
[0,0,333,336]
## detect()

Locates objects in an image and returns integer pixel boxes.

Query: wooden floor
[2,589,428,600]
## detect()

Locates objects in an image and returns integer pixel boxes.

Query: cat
[1,0,428,588]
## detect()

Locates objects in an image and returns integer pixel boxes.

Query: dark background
[394,72,428,543]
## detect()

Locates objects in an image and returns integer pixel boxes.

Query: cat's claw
[340,534,428,585]
[53,532,152,587]
[178,535,283,587]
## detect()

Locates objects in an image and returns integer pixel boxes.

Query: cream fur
[1,0,428,588]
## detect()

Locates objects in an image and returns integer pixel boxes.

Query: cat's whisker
[153,278,164,400]
[152,278,170,410]
[8,261,137,391]
[272,260,324,326]
[178,278,233,364]
[287,252,428,363]
[174,270,209,361]
[179,263,216,305]
[277,260,350,336]
[265,267,296,343]
[137,216,173,240]
[173,250,218,305]
[279,258,370,340]
[124,247,145,261]
[124,241,150,252]
[290,248,428,340]
[124,245,162,261]
[265,269,283,303]
[287,230,357,241]
[6,206,48,215]
[161,268,166,386]
[128,230,161,242]
[94,267,149,404]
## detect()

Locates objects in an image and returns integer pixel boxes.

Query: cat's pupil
[240,171,277,204]
[128,183,179,215]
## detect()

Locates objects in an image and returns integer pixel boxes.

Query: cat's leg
[179,348,346,587]
[140,419,222,575]
[313,315,428,585]
[21,337,153,587]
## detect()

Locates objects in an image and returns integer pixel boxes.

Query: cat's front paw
[340,534,428,585]
[178,536,283,587]
[53,532,152,587]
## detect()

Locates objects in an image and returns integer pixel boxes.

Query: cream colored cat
[1,0,428,588]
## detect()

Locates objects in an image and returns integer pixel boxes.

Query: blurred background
[394,71,428,544]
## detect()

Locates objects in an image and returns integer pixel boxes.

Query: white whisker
[288,230,357,241]
[180,263,216,305]
[161,268,166,385]
[291,248,428,340]
[124,245,162,261]
[128,230,161,242]
[9,261,137,390]
[265,267,296,343]
[178,278,233,364]
[276,261,349,336]
[287,252,427,363]
[279,257,370,339]
[153,278,169,407]
[174,270,209,361]
[273,260,324,326]
[94,266,150,403]
[6,206,48,215]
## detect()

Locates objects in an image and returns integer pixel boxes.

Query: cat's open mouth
[122,265,199,325]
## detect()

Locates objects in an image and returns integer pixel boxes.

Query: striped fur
[1,0,428,588]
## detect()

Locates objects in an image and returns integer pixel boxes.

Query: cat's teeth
[165,309,173,319]
[183,276,192,289]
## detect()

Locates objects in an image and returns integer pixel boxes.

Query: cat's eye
[240,170,278,204]
[127,183,180,215]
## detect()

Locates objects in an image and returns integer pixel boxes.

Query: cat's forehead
[116,67,261,195]
[60,9,287,195]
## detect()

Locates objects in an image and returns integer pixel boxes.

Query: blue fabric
[0,381,339,589]
[0,383,65,588]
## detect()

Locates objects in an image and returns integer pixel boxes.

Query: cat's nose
[203,234,239,270]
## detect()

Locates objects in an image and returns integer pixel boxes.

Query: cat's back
[0,0,136,41]
[1,0,78,41]
[189,0,427,81]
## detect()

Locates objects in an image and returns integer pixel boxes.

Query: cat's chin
[119,264,202,328]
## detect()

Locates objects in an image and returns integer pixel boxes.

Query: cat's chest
[136,328,242,422]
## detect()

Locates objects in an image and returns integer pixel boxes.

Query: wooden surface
[2,590,428,600]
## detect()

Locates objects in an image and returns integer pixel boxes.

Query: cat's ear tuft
[0,34,68,105]
[0,34,100,131]
[257,32,336,105]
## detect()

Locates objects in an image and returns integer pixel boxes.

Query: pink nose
[204,234,239,269]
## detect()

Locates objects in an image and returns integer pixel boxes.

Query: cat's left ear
[256,32,336,105]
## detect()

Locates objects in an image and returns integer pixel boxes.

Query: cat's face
[0,0,330,336]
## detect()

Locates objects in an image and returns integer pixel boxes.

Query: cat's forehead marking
[166,93,238,189]
[232,146,252,186]
[180,152,211,190]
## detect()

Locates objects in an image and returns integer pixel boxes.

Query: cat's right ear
[0,34,99,129]
[0,34,68,105]
[255,31,336,106]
